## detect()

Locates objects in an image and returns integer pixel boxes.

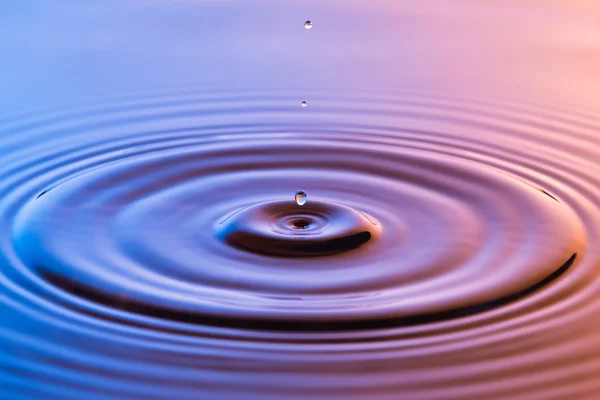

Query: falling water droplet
[301,101,307,107]
[295,190,307,206]
[304,21,313,30]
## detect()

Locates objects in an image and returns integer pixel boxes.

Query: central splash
[217,192,380,257]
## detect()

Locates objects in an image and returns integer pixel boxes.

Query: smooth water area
[1,1,600,399]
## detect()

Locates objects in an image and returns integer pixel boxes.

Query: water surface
[1,1,600,399]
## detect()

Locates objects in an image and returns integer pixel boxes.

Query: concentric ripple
[2,87,599,399]
[216,199,379,257]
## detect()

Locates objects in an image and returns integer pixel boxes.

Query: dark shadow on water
[36,188,53,199]
[41,253,577,332]
[540,189,560,202]
[229,231,373,257]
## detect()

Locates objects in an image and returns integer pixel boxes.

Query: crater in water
[216,199,379,257]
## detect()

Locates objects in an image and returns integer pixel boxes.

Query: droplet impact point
[295,190,307,206]
[301,101,307,108]
[304,21,313,30]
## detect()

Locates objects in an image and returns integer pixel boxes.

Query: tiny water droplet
[304,21,313,30]
[295,190,307,206]
[301,101,307,107]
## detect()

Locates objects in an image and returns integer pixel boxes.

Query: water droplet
[304,21,313,30]
[295,190,307,206]
[301,101,307,107]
